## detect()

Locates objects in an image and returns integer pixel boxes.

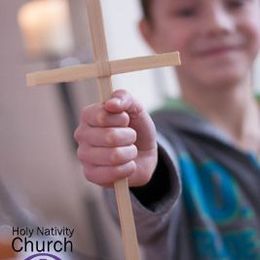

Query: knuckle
[114,89,127,96]
[80,107,89,123]
[83,168,94,182]
[76,148,84,161]
[131,145,138,158]
[74,127,91,144]
[129,129,137,143]
[124,161,137,175]
[110,147,123,165]
[110,146,137,165]
[114,161,136,178]
[84,166,104,186]
[97,111,106,126]
[113,165,123,176]
[121,112,130,126]
[77,147,88,162]
[106,129,118,146]
[74,128,81,142]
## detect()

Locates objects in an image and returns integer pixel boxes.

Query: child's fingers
[105,89,157,151]
[83,161,137,186]
[105,89,157,152]
[76,127,137,147]
[77,144,138,166]
[80,104,130,127]
[75,89,158,188]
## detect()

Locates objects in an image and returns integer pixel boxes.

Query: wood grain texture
[111,51,180,75]
[27,63,98,87]
[27,51,180,87]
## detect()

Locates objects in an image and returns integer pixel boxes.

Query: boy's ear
[138,19,159,53]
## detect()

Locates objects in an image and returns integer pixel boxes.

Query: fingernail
[113,97,122,106]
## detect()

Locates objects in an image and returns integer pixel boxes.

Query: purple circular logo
[24,253,61,260]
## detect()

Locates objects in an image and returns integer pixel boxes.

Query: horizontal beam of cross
[27,51,180,87]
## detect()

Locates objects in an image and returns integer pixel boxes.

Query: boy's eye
[174,7,197,18]
[226,0,247,9]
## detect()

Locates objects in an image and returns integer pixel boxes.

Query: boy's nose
[202,4,234,37]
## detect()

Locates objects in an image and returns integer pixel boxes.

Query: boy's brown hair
[140,0,151,20]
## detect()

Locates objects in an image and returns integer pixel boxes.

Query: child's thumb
[105,89,157,151]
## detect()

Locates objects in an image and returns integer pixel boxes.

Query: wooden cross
[27,0,181,259]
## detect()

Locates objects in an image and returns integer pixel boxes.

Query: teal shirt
[162,96,260,259]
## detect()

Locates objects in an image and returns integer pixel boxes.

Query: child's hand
[74,89,158,187]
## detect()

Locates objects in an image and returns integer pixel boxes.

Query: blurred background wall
[0,0,259,259]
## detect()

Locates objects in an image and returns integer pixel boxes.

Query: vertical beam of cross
[26,0,181,259]
[85,0,140,259]
[87,0,140,260]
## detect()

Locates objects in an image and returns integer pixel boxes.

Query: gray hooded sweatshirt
[105,103,260,260]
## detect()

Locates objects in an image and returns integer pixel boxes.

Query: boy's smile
[139,0,260,89]
[191,34,246,58]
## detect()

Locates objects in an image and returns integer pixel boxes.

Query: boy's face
[140,0,260,89]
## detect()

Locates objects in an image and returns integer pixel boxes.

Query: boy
[74,0,260,259]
